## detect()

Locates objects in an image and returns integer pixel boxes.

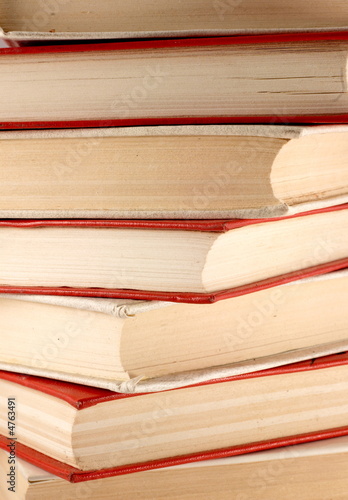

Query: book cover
[1,353,348,482]
[1,31,348,128]
[1,124,348,220]
[0,204,347,303]
[2,0,348,42]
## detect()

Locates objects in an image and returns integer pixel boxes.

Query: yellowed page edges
[1,339,348,393]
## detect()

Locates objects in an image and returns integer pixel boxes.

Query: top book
[1,0,348,40]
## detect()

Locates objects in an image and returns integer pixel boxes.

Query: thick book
[0,205,347,300]
[1,270,348,392]
[1,125,348,219]
[3,436,348,498]
[1,32,348,129]
[1,353,348,482]
[1,0,348,41]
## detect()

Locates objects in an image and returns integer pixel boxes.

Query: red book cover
[1,31,348,129]
[0,204,347,304]
[1,352,348,482]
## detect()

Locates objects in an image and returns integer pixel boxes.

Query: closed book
[1,32,348,128]
[0,270,348,392]
[1,0,348,41]
[1,353,348,481]
[1,125,348,220]
[3,436,348,499]
[0,205,347,299]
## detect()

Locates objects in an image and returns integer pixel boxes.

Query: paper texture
[1,338,348,394]
[0,124,304,140]
[0,205,290,220]
[0,197,347,219]
[0,294,170,317]
[0,124,346,219]
[1,124,346,141]
[9,434,348,480]
[1,269,346,315]
[2,26,348,41]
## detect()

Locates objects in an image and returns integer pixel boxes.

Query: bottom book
[2,436,348,499]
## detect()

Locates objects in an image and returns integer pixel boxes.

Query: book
[0,205,347,298]
[1,270,348,392]
[1,32,348,129]
[1,125,348,219]
[1,0,348,41]
[1,353,348,479]
[2,435,348,498]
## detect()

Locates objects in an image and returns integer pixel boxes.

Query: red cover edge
[1,352,347,409]
[0,258,347,304]
[1,31,348,56]
[1,352,348,482]
[1,31,348,128]
[0,203,346,231]
[2,115,348,130]
[1,426,348,483]
[1,205,346,303]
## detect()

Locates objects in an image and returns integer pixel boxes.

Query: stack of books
[0,3,348,499]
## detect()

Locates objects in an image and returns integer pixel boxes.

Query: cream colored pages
[1,0,348,39]
[1,125,347,219]
[8,435,348,481]
[1,268,346,315]
[1,270,347,393]
[1,338,346,393]
[173,435,348,468]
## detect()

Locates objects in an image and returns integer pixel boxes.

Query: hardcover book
[1,0,348,41]
[1,353,348,481]
[0,270,347,392]
[2,436,348,498]
[1,32,348,128]
[0,205,347,299]
[1,125,348,220]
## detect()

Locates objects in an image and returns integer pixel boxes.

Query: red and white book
[1,353,348,482]
[1,125,348,220]
[0,268,347,392]
[1,32,348,128]
[3,435,348,498]
[0,205,347,301]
